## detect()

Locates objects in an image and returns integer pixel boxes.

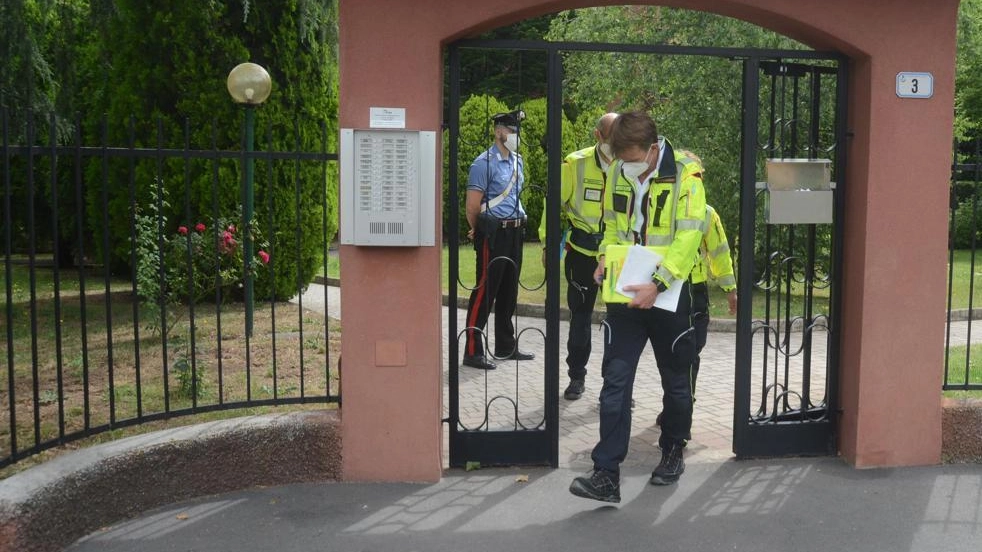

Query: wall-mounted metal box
[339,128,436,246]
[764,158,834,224]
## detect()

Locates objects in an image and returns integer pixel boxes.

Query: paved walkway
[57,284,981,551]
[66,458,982,552]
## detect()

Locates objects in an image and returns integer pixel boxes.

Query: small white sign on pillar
[896,72,933,99]
[369,107,406,129]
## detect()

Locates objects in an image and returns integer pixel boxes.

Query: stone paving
[296,283,976,471]
[448,307,741,471]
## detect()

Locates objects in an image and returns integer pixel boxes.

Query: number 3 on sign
[897,72,933,99]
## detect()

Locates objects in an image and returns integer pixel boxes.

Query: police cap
[491,110,525,131]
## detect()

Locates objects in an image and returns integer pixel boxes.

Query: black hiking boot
[563,379,585,400]
[569,469,621,503]
[650,443,685,486]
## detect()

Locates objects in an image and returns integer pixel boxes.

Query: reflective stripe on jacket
[689,205,737,291]
[538,145,606,256]
[598,138,706,287]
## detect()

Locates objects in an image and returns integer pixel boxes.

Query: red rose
[177,226,188,235]
[227,224,236,233]
[258,250,270,265]
[195,223,206,233]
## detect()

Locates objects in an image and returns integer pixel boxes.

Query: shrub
[952,198,982,249]
[134,182,270,337]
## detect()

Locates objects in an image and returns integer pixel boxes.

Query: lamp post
[226,62,271,337]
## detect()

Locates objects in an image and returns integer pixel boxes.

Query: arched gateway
[338,1,958,481]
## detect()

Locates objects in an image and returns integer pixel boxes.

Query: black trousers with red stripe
[464,226,523,358]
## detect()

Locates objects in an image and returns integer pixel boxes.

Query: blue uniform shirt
[468,146,526,220]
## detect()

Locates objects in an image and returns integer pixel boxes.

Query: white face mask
[504,133,520,153]
[620,147,654,180]
[598,142,613,160]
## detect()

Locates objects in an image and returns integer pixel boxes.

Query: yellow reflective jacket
[689,205,737,292]
[599,138,706,288]
[538,145,606,256]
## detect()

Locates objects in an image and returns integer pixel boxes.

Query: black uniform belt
[569,227,603,251]
[690,281,708,293]
[499,218,524,228]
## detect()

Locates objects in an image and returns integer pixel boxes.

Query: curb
[0,410,341,552]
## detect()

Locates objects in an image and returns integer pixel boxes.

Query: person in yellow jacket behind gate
[689,203,737,389]
[569,111,706,503]
[654,202,739,428]
[538,112,618,401]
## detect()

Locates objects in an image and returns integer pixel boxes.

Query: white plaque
[896,72,933,99]
[369,107,406,129]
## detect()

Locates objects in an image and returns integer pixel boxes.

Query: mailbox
[764,158,834,224]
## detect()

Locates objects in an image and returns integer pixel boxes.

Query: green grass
[943,343,982,396]
[946,249,982,310]
[327,243,830,319]
[326,246,982,313]
[0,259,340,473]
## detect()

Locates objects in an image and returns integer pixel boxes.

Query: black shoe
[650,443,685,486]
[563,379,585,400]
[462,354,496,370]
[655,411,663,427]
[494,349,535,361]
[569,469,620,503]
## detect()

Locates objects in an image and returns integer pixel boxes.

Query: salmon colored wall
[339,0,958,480]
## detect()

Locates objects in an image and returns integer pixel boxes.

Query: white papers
[614,245,683,312]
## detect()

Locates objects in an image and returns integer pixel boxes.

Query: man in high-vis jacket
[569,111,706,503]
[688,204,737,391]
[538,112,618,401]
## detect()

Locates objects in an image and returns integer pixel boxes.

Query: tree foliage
[545,6,809,243]
[956,0,982,144]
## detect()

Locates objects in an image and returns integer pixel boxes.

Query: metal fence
[945,138,982,391]
[0,109,340,468]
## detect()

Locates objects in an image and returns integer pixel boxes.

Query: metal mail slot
[766,189,833,224]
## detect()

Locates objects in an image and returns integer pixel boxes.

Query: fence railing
[945,137,982,391]
[0,110,340,469]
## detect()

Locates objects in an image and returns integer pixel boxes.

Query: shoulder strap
[484,155,519,211]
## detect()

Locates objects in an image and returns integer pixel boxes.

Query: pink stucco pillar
[338,0,958,479]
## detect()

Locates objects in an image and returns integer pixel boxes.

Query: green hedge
[79,0,338,300]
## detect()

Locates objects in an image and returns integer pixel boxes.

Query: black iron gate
[733,57,847,457]
[445,39,846,467]
[446,44,564,467]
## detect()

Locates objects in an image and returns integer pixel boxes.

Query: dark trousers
[464,226,523,358]
[691,282,710,395]
[564,247,599,382]
[591,284,695,475]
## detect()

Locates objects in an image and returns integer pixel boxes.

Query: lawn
[946,249,982,311]
[0,259,340,473]
[943,343,982,394]
[327,245,982,318]
[327,242,831,319]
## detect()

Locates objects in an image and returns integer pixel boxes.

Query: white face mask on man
[598,142,613,160]
[620,146,655,179]
[504,133,520,153]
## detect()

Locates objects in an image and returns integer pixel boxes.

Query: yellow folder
[601,244,633,304]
